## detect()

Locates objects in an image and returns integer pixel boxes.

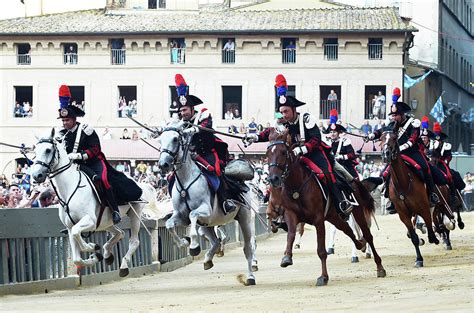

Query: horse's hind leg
[236,209,256,285]
[399,210,424,267]
[216,226,227,257]
[294,223,304,249]
[281,210,298,267]
[70,216,103,266]
[326,210,365,250]
[200,226,220,270]
[418,205,440,245]
[315,219,329,286]
[119,204,142,277]
[103,225,124,265]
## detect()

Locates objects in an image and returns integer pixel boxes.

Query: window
[63,43,78,64]
[368,38,383,60]
[16,43,31,65]
[274,85,296,112]
[324,38,338,61]
[364,86,387,120]
[170,38,185,64]
[118,86,137,118]
[222,38,235,64]
[69,86,85,112]
[14,86,33,118]
[281,38,296,64]
[148,0,157,9]
[110,39,125,65]
[159,0,166,8]
[319,86,341,119]
[222,86,242,120]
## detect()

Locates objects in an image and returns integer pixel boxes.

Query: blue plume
[421,121,429,129]
[330,115,337,125]
[59,96,69,109]
[176,84,188,97]
[392,94,400,104]
[277,86,287,97]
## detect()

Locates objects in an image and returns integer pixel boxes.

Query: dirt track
[1,213,473,312]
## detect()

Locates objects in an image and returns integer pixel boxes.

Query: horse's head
[266,128,293,188]
[158,120,186,174]
[380,131,398,163]
[30,128,65,183]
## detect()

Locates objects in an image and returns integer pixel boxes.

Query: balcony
[368,44,383,60]
[63,53,78,65]
[222,49,235,64]
[324,44,338,61]
[170,48,185,64]
[17,54,31,65]
[111,49,126,65]
[320,100,341,119]
[282,49,296,64]
[364,99,386,120]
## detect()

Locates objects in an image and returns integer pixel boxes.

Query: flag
[461,108,474,123]
[404,70,433,89]
[430,94,446,124]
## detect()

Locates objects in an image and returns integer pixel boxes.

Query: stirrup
[223,200,236,214]
[339,200,353,215]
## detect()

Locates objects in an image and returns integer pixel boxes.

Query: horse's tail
[361,177,384,193]
[138,183,159,217]
[354,179,375,222]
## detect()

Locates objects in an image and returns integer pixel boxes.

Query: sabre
[184,122,246,140]
[0,142,32,151]
[126,114,159,135]
[140,138,161,153]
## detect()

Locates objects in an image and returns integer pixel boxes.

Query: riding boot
[328,181,352,221]
[217,182,236,215]
[425,174,440,207]
[105,187,121,224]
[448,182,459,208]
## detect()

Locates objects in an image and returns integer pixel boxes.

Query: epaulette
[443,142,452,150]
[342,137,352,146]
[198,110,211,122]
[303,113,317,129]
[411,119,421,128]
[82,124,94,136]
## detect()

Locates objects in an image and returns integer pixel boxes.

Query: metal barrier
[1,207,269,291]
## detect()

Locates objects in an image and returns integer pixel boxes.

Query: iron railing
[320,99,341,119]
[170,48,185,64]
[222,50,235,64]
[364,100,386,120]
[63,53,78,64]
[324,44,338,61]
[282,49,296,63]
[17,54,31,65]
[111,49,126,65]
[368,44,383,60]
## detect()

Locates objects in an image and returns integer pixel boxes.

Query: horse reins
[266,140,291,180]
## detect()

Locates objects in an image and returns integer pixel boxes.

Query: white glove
[335,154,344,160]
[183,126,199,135]
[292,145,308,156]
[243,133,258,146]
[67,153,85,161]
[399,142,411,152]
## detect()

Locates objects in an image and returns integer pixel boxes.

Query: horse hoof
[95,252,104,262]
[415,261,423,268]
[252,265,259,272]
[445,245,452,251]
[327,248,334,255]
[429,237,440,245]
[246,278,256,286]
[189,246,201,257]
[377,269,387,278]
[94,244,100,251]
[419,238,425,246]
[351,256,359,263]
[119,268,129,277]
[315,276,328,286]
[216,250,224,257]
[361,244,367,253]
[105,255,115,265]
[280,255,293,268]
[294,244,300,249]
[458,221,465,230]
[365,253,372,259]
[203,260,214,270]
[184,236,191,245]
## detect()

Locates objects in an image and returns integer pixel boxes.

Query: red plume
[393,87,401,97]
[330,109,338,118]
[421,115,429,123]
[433,122,442,133]
[275,74,287,88]
[175,74,187,86]
[59,85,71,98]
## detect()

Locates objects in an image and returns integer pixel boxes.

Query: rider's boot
[105,187,121,224]
[223,199,237,214]
[448,182,459,208]
[328,181,352,221]
[425,174,440,207]
[383,176,397,214]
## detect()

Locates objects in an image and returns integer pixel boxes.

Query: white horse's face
[30,129,59,183]
[158,122,184,174]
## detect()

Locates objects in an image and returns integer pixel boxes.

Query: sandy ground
[1,213,473,313]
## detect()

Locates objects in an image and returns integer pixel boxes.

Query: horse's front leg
[103,225,125,266]
[188,205,211,256]
[165,213,190,248]
[118,204,143,277]
[200,226,220,270]
[281,210,298,268]
[70,215,103,266]
[314,218,329,286]
[235,207,257,285]
[326,210,366,251]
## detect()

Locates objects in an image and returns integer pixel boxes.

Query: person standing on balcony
[285,41,296,62]
[327,89,338,111]
[223,39,235,51]
[377,91,386,118]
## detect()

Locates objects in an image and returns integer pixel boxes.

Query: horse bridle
[34,138,72,178]
[381,131,398,163]
[267,140,291,180]
[160,126,189,171]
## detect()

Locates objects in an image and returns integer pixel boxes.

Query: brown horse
[266,129,386,286]
[380,131,439,267]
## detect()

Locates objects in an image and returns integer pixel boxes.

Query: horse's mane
[268,127,289,142]
[165,118,185,129]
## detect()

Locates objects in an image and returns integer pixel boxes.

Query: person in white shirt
[223,39,235,51]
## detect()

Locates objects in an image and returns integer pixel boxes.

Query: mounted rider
[244,74,353,220]
[171,74,239,214]
[368,87,440,213]
[323,109,359,178]
[57,85,142,224]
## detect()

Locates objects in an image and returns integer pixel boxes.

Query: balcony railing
[222,50,235,64]
[320,100,341,119]
[17,54,31,65]
[364,100,386,120]
[324,44,338,61]
[368,44,383,60]
[282,49,296,64]
[111,49,126,65]
[170,48,185,64]
[63,53,78,64]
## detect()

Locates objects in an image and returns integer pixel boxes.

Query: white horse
[30,128,157,277]
[158,120,258,285]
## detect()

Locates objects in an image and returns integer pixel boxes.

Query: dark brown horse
[380,131,439,267]
[266,129,386,286]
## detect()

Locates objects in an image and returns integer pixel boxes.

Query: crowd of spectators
[227,117,269,135]
[118,97,138,118]
[13,101,33,118]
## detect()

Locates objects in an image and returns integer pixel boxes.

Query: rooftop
[0,6,415,36]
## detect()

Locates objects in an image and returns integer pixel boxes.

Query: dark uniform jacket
[374,118,421,154]
[330,137,358,176]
